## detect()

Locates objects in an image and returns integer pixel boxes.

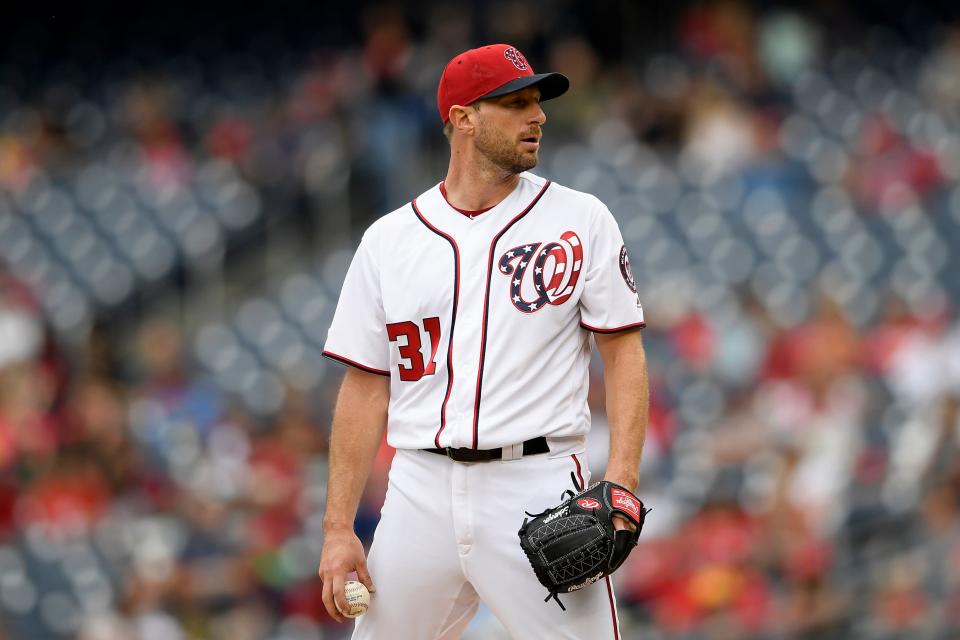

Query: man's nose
[531,104,546,125]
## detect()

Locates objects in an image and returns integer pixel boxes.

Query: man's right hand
[318,526,376,623]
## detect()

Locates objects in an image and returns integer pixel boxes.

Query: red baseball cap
[437,44,569,124]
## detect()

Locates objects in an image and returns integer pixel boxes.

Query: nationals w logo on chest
[497,231,583,313]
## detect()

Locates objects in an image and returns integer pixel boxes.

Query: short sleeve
[323,233,391,375]
[578,204,646,333]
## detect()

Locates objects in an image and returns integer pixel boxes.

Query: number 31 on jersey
[386,317,442,381]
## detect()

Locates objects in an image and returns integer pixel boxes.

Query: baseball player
[318,44,649,638]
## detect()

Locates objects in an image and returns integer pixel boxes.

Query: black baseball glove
[518,477,649,609]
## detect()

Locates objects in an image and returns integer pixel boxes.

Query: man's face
[473,86,546,174]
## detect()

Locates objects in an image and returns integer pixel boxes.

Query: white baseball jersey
[323,171,644,451]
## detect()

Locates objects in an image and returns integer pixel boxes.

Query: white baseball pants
[352,447,623,639]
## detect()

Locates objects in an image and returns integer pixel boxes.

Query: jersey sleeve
[323,232,391,375]
[578,203,646,333]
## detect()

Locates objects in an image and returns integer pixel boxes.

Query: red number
[386,317,441,381]
[386,321,420,381]
[422,317,441,376]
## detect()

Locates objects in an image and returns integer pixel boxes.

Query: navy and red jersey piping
[410,199,461,449]
[580,320,646,334]
[471,181,552,448]
[322,350,391,376]
[439,182,495,218]
[605,577,620,638]
[571,453,585,489]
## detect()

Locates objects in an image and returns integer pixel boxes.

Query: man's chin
[491,151,538,175]
[516,153,539,172]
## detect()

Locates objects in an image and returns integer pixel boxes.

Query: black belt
[424,436,549,462]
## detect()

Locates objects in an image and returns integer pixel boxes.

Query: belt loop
[502,442,524,462]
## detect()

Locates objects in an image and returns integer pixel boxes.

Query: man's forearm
[596,330,649,492]
[323,368,390,532]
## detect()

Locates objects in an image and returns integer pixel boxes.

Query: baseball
[336,580,370,618]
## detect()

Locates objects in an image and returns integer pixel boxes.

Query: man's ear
[449,104,477,137]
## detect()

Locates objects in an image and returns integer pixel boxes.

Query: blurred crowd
[2,1,960,639]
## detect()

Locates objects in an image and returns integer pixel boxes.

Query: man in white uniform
[318,44,649,639]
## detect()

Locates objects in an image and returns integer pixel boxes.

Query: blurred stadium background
[1,1,960,638]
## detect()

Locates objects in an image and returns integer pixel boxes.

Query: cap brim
[477,72,570,103]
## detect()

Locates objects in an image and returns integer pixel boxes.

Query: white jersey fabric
[323,172,644,451]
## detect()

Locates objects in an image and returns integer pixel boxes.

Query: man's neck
[443,150,522,211]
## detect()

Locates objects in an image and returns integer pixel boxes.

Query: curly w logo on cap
[503,47,529,70]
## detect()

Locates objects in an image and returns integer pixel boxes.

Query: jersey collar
[414,173,547,235]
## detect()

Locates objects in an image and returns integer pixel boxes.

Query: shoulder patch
[618,245,637,294]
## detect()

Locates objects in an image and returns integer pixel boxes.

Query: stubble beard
[474,118,539,175]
